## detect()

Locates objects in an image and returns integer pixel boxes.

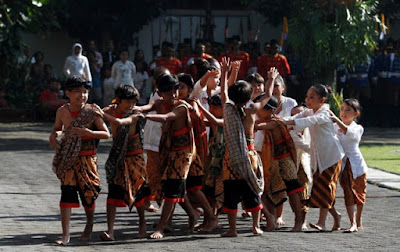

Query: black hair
[64,76,91,91]
[208,93,222,107]
[343,98,361,114]
[195,58,211,81]
[153,66,169,83]
[207,58,220,70]
[114,85,140,101]
[245,73,264,84]
[263,95,278,110]
[310,84,331,102]
[177,73,194,89]
[228,80,252,105]
[157,74,180,92]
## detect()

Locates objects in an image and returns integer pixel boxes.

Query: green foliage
[329,89,343,117]
[252,0,382,86]
[0,0,58,108]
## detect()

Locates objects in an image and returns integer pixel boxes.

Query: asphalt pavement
[0,123,399,251]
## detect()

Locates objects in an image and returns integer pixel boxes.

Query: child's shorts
[60,185,99,210]
[162,179,186,203]
[222,180,263,213]
[107,181,152,208]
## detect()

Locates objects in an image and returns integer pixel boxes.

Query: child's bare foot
[221,230,237,237]
[186,211,200,233]
[344,224,358,233]
[301,223,308,231]
[56,235,70,245]
[150,230,164,239]
[276,217,286,226]
[253,226,263,235]
[357,225,363,231]
[290,222,303,232]
[309,222,326,232]
[200,216,219,233]
[100,231,114,241]
[332,213,341,231]
[145,203,159,213]
[264,213,276,231]
[78,225,92,241]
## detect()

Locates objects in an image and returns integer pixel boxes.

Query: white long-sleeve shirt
[290,104,344,174]
[334,121,368,179]
[143,92,162,152]
[112,60,136,87]
[63,44,92,82]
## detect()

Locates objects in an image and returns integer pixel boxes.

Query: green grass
[360,145,400,174]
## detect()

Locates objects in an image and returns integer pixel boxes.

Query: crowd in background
[2,36,400,126]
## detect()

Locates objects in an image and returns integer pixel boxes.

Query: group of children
[50,56,368,245]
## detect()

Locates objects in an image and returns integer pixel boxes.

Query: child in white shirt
[329,98,368,233]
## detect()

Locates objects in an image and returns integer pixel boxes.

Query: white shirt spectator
[63,43,92,82]
[112,60,136,87]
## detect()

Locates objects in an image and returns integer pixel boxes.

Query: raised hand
[221,57,231,73]
[268,67,279,80]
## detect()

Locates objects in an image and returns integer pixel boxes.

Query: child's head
[64,76,91,106]
[305,84,330,111]
[290,104,305,116]
[153,66,170,85]
[114,85,140,113]
[177,73,194,100]
[245,73,264,99]
[272,74,285,98]
[208,93,223,118]
[256,95,278,120]
[157,74,180,102]
[340,98,361,124]
[228,80,252,106]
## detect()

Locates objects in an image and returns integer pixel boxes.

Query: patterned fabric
[190,102,208,163]
[156,101,196,204]
[59,155,100,207]
[340,159,367,206]
[223,101,264,195]
[104,110,136,183]
[109,153,147,211]
[52,105,100,179]
[308,161,341,209]
[208,126,225,177]
[268,118,297,162]
[146,150,162,202]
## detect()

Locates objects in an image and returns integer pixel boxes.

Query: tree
[251,0,382,87]
[51,0,163,48]
[0,0,59,108]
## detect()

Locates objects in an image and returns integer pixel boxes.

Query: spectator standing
[63,43,92,82]
[111,48,136,87]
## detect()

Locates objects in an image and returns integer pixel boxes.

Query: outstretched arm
[220,57,230,106]
[145,106,186,123]
[196,100,224,126]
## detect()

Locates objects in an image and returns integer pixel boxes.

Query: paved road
[0,123,400,251]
